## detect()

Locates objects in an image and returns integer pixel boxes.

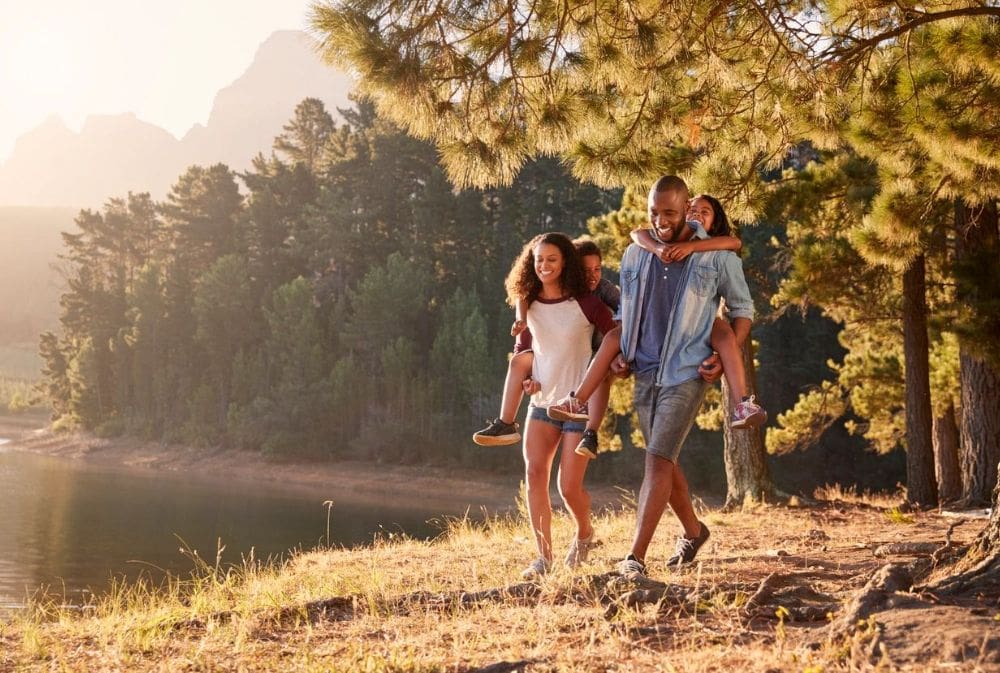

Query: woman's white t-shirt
[514,294,615,408]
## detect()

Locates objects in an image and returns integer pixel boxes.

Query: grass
[0,496,993,672]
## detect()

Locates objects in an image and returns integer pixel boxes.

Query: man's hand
[609,354,631,379]
[522,377,541,395]
[698,352,723,383]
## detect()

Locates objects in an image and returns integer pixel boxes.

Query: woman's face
[533,242,565,286]
[687,197,716,233]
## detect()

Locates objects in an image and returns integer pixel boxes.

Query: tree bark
[933,402,962,504]
[958,353,1000,505]
[955,201,1000,506]
[902,254,937,507]
[722,335,775,508]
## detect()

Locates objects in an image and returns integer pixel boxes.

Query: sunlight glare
[0,27,87,111]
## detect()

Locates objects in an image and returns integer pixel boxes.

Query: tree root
[827,563,913,641]
[741,571,837,623]
[919,551,1000,596]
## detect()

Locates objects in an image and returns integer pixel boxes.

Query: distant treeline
[35,98,629,470]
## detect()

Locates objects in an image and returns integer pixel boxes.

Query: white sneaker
[521,557,551,580]
[564,534,598,568]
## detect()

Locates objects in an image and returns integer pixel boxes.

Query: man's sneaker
[665,523,710,566]
[472,418,521,446]
[731,395,767,429]
[615,553,647,579]
[564,533,598,568]
[521,557,550,580]
[547,394,589,422]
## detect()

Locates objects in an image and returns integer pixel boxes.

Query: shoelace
[675,536,695,556]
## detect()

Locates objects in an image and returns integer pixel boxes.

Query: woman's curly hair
[504,232,588,307]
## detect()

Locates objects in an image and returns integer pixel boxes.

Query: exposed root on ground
[826,563,913,641]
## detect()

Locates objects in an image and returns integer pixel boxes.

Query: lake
[0,440,486,609]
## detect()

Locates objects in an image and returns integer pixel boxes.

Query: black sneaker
[665,522,710,566]
[574,429,598,459]
[472,418,521,446]
[615,553,647,579]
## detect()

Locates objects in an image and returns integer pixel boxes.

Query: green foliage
[39,98,613,466]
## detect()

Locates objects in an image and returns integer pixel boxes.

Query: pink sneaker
[547,394,589,422]
[731,395,767,429]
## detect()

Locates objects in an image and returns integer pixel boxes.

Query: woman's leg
[711,318,746,406]
[522,415,561,563]
[557,429,594,541]
[500,352,533,423]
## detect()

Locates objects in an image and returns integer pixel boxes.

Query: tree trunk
[902,255,937,507]
[933,402,962,504]
[958,353,1000,505]
[955,201,1000,506]
[722,335,775,508]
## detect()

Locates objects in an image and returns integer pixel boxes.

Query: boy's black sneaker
[665,522,710,566]
[472,418,521,446]
[574,429,598,459]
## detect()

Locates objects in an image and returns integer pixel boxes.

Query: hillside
[0,207,75,356]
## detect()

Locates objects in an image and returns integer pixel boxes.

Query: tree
[273,97,336,173]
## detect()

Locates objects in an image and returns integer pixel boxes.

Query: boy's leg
[575,327,621,402]
[472,351,532,446]
[574,372,612,459]
[500,351,533,424]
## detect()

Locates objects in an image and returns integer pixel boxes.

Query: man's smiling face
[647,187,689,243]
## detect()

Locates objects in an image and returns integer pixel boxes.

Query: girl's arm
[511,297,530,336]
[663,235,741,262]
[630,228,670,263]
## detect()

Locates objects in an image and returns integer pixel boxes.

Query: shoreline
[0,414,627,514]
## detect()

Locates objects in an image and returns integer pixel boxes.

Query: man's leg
[628,451,675,562]
[625,376,708,566]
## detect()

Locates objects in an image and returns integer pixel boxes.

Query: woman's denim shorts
[527,404,586,434]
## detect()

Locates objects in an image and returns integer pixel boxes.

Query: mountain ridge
[0,30,355,208]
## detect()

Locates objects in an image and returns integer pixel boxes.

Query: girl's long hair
[695,194,733,238]
[504,232,588,306]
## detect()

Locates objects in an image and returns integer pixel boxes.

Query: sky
[0,1,316,162]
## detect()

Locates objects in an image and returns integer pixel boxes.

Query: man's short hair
[651,175,688,194]
[574,237,602,260]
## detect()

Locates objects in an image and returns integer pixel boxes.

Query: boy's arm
[511,298,530,336]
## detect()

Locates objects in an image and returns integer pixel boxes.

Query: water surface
[0,443,482,608]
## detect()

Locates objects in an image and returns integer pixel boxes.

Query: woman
[504,232,615,578]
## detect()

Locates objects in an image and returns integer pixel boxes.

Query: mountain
[0,31,355,208]
[0,206,76,347]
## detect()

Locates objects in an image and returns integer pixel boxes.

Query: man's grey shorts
[633,372,709,462]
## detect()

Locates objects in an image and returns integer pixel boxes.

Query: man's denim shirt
[616,243,754,388]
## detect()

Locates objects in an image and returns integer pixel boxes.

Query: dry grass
[1,496,997,673]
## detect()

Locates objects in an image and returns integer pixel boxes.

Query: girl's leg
[711,318,746,406]
[522,416,561,563]
[500,351,533,423]
[575,326,621,403]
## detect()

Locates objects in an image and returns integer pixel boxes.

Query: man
[614,175,754,577]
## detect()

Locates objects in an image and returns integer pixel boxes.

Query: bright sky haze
[0,1,316,162]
